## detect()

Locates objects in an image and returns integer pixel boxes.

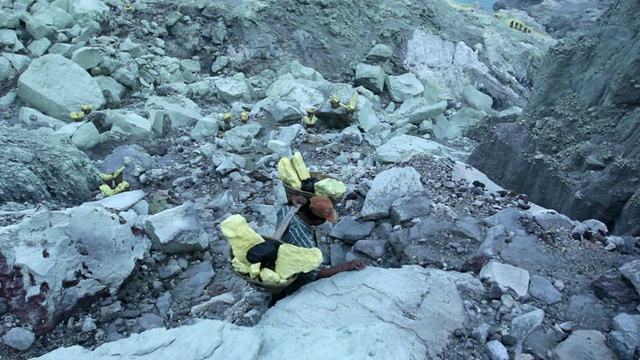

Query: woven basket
[230,236,299,294]
[283,171,342,203]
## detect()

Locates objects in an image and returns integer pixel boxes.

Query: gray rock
[262,99,304,123]
[352,239,387,259]
[392,98,447,128]
[0,202,150,334]
[552,330,617,360]
[0,125,102,206]
[267,140,292,158]
[18,107,66,129]
[486,340,509,360]
[608,313,640,360]
[500,234,560,274]
[266,79,325,114]
[137,314,164,331]
[0,56,17,84]
[206,190,235,212]
[533,211,574,232]
[361,167,424,220]
[472,323,490,344]
[451,218,484,242]
[190,115,220,141]
[528,275,563,305]
[21,13,55,40]
[144,202,211,254]
[354,98,383,133]
[71,122,101,150]
[18,54,106,121]
[95,76,126,107]
[330,216,376,244]
[330,242,348,267]
[366,44,394,62]
[210,56,229,73]
[99,190,146,211]
[172,261,215,301]
[355,63,385,94]
[99,144,155,188]
[2,327,35,351]
[619,260,640,295]
[156,292,172,318]
[210,149,247,175]
[223,122,262,153]
[479,260,530,297]
[566,294,608,330]
[31,318,409,359]
[158,264,182,279]
[390,194,431,223]
[81,317,97,333]
[510,308,545,353]
[215,73,252,103]
[376,134,468,163]
[386,73,424,102]
[261,266,484,358]
[71,47,103,70]
[462,84,493,112]
[145,95,203,129]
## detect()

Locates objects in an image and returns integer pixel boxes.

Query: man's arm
[315,260,366,280]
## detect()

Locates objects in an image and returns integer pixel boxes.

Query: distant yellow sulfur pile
[221,214,323,285]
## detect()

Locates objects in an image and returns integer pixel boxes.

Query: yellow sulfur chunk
[221,214,264,265]
[275,244,323,280]
[314,178,347,199]
[249,263,261,279]
[277,157,301,189]
[260,268,281,284]
[231,257,250,274]
[291,151,311,181]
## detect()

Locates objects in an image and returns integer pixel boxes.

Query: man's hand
[339,260,367,272]
[290,196,308,206]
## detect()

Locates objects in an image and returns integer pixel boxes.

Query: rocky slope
[468,0,640,236]
[0,0,639,360]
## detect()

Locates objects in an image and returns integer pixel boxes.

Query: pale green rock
[71,47,103,70]
[190,116,220,141]
[386,73,425,102]
[215,73,252,103]
[95,76,125,106]
[17,54,106,121]
[355,63,385,94]
[145,95,203,129]
[366,43,393,62]
[0,29,17,46]
[27,37,52,56]
[20,13,55,40]
[71,122,101,150]
[462,84,493,112]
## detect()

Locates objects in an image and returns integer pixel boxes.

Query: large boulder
[31,266,483,359]
[0,125,102,207]
[0,198,150,335]
[17,54,106,121]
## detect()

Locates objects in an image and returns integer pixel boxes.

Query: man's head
[309,196,339,223]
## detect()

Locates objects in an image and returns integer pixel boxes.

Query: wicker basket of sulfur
[222,204,322,294]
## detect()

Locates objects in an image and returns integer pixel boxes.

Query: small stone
[559,321,573,332]
[2,327,36,351]
[604,243,616,251]
[553,280,565,291]
[502,334,517,346]
[81,317,97,332]
[486,340,509,360]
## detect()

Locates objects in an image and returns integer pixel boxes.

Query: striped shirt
[277,205,321,284]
